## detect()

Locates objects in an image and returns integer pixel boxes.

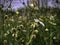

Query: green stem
[26,30,34,45]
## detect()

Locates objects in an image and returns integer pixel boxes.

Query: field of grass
[0,8,60,45]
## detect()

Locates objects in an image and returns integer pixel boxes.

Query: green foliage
[0,8,60,45]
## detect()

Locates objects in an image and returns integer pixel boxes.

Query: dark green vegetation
[0,8,60,45]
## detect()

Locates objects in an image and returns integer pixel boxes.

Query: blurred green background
[0,7,60,45]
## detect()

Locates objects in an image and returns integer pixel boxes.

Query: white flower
[16,11,19,15]
[53,37,56,39]
[50,15,55,20]
[4,33,8,37]
[34,30,39,33]
[12,33,15,37]
[34,19,39,22]
[39,21,45,26]
[34,19,45,27]
[31,24,35,28]
[29,4,34,7]
[11,27,15,30]
[45,28,49,31]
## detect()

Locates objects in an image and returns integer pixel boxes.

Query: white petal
[34,19,39,22]
[34,19,45,27]
[39,21,45,27]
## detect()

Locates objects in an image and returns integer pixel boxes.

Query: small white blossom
[12,34,15,37]
[29,4,34,7]
[16,11,19,15]
[45,28,49,31]
[4,33,7,37]
[53,37,56,39]
[34,19,45,27]
[34,19,39,22]
[31,24,35,28]
[34,30,39,33]
[39,21,45,26]
[11,27,15,30]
